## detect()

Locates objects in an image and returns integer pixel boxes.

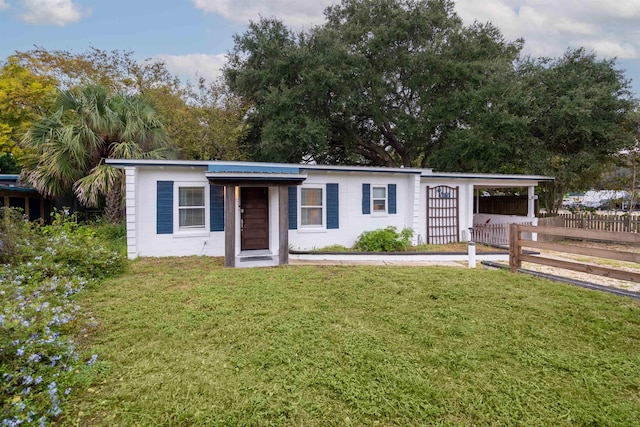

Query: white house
[107,159,553,267]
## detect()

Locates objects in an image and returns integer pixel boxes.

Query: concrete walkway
[289,259,466,267]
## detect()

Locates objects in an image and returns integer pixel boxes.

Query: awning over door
[205,164,306,187]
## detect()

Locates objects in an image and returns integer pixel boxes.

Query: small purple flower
[28,353,41,363]
[87,354,98,366]
[16,347,24,357]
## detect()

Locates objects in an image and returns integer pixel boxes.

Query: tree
[13,47,248,162]
[146,77,249,161]
[225,0,523,166]
[624,114,640,212]
[598,112,640,212]
[519,49,635,213]
[225,1,636,213]
[0,58,56,172]
[21,85,175,222]
[12,47,160,93]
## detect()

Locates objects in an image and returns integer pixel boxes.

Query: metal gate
[426,186,459,244]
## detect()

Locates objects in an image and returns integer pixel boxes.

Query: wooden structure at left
[0,174,51,222]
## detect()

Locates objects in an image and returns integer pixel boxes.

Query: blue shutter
[210,185,224,231]
[288,186,297,230]
[156,181,173,234]
[362,183,371,214]
[326,183,339,229]
[388,184,397,214]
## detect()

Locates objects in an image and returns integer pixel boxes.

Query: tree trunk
[105,183,123,223]
[629,158,637,214]
[540,182,565,215]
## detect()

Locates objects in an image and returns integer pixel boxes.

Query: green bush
[354,226,414,252]
[0,207,42,264]
[91,219,127,254]
[40,211,127,279]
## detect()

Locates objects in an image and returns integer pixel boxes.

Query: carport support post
[278,186,289,265]
[527,186,536,218]
[467,227,476,268]
[224,185,236,268]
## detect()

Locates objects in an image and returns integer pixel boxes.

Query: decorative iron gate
[426,186,459,244]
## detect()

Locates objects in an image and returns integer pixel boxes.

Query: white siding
[124,167,137,259]
[135,167,225,257]
[128,165,544,257]
[289,171,419,251]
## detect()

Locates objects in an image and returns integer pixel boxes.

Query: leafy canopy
[12,47,248,163]
[225,0,636,211]
[520,50,635,212]
[225,0,523,167]
[0,58,56,171]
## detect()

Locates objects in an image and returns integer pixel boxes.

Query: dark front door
[241,187,270,250]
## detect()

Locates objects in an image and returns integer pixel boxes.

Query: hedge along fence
[539,213,640,233]
[509,224,640,283]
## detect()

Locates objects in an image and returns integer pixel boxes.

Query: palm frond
[21,84,175,201]
[74,163,122,208]
[110,140,144,159]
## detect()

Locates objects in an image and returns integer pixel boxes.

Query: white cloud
[0,0,10,11]
[19,0,89,26]
[153,53,228,82]
[454,0,640,59]
[191,0,336,28]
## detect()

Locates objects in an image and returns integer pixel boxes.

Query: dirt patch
[519,241,640,293]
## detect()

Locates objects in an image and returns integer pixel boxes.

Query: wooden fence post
[509,223,521,273]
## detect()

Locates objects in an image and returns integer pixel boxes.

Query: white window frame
[174,183,209,236]
[371,185,387,215]
[299,185,325,230]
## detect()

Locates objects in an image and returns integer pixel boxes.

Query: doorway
[240,187,270,250]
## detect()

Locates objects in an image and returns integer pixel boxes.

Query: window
[178,187,205,229]
[301,187,323,227]
[372,186,387,213]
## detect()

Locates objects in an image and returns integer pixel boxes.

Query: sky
[1,0,639,98]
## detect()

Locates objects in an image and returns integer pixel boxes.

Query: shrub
[91,220,127,254]
[354,227,414,252]
[1,208,124,425]
[0,208,42,264]
[39,211,127,279]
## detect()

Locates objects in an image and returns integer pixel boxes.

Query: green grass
[311,244,352,252]
[73,258,640,426]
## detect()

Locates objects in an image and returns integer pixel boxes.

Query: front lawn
[74,258,640,426]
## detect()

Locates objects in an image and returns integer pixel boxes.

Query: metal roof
[105,159,554,181]
[105,159,425,174]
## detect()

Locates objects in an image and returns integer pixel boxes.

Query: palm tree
[21,85,175,222]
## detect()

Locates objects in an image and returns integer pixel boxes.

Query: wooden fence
[539,213,640,233]
[509,224,640,283]
[477,196,536,216]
